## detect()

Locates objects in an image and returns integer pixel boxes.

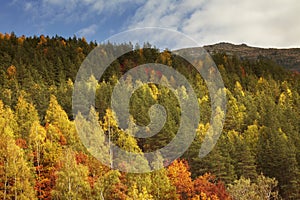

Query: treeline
[0,33,300,199]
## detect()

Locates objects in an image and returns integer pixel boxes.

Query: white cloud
[76,24,98,38]
[126,0,300,48]
[14,0,300,48]
[21,0,143,24]
[128,0,205,30]
[84,0,144,15]
[24,2,33,11]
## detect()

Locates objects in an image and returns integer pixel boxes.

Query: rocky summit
[204,42,300,72]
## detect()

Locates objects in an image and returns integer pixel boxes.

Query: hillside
[0,34,299,199]
[204,42,300,72]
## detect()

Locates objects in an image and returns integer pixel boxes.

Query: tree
[45,95,79,148]
[255,174,279,200]
[45,95,69,127]
[56,79,73,118]
[51,149,91,200]
[75,108,110,166]
[28,121,58,199]
[228,177,260,200]
[15,94,39,140]
[228,174,278,200]
[101,108,145,171]
[167,159,194,199]
[192,135,236,184]
[93,170,127,200]
[0,101,36,199]
[193,173,231,200]
[0,134,37,199]
[127,183,154,200]
[257,126,300,199]
[147,168,178,199]
[224,90,246,132]
[147,154,178,199]
[242,124,259,156]
[228,130,257,180]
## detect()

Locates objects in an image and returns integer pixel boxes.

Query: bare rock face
[203,42,300,72]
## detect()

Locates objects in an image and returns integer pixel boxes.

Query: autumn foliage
[167,160,231,200]
[0,33,299,199]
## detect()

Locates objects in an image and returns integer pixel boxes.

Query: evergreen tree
[257,126,300,199]
[228,130,257,180]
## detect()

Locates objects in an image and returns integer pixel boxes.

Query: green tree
[228,130,257,180]
[257,126,300,199]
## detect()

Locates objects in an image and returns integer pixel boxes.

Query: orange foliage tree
[167,159,194,199]
[194,173,231,200]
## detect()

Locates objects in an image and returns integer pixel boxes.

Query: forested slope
[0,32,299,199]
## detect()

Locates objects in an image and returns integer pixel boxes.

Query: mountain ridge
[203,42,300,72]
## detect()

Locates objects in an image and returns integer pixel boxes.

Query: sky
[0,0,299,48]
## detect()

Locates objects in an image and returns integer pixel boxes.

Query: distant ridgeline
[0,33,300,199]
[204,42,300,72]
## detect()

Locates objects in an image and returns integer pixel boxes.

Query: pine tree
[257,126,300,199]
[228,130,257,180]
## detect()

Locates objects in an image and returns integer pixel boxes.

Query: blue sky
[1,0,299,48]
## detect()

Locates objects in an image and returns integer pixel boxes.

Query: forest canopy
[0,32,299,199]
